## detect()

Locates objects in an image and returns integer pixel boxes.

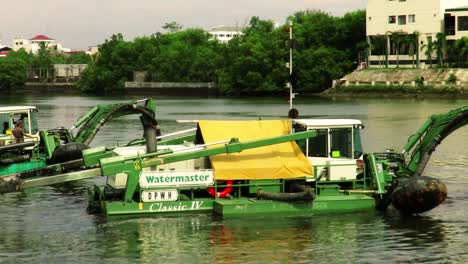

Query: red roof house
[0,51,9,57]
[30,35,55,41]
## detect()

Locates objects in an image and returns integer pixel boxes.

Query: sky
[0,0,366,50]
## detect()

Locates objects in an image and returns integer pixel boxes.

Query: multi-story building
[366,0,468,68]
[208,26,243,43]
[12,35,71,54]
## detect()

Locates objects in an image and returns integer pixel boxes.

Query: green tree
[0,50,29,89]
[79,10,366,95]
[31,42,53,69]
[296,47,351,92]
[454,37,468,67]
[65,52,92,64]
[215,17,287,94]
[162,21,183,33]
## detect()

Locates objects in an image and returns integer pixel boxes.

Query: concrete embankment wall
[340,69,468,87]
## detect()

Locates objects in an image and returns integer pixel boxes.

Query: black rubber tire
[49,142,89,164]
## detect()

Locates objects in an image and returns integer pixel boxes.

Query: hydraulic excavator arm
[0,98,160,191]
[402,105,468,176]
[68,98,158,145]
[369,105,467,213]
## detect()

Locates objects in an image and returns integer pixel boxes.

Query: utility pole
[286,20,299,119]
[289,20,293,110]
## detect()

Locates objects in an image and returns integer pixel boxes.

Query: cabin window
[0,114,10,134]
[307,129,328,157]
[12,113,30,134]
[330,128,352,158]
[30,111,39,134]
[353,128,363,158]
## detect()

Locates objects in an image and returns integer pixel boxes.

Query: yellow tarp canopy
[198,120,313,180]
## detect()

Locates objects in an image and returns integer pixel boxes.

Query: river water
[0,94,467,263]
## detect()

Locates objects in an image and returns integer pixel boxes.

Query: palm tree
[370,35,386,67]
[406,32,419,68]
[385,31,391,68]
[377,36,387,68]
[433,33,447,68]
[391,32,406,68]
[421,36,435,68]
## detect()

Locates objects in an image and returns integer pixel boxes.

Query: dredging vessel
[1,100,466,218]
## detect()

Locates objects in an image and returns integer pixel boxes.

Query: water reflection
[90,212,387,263]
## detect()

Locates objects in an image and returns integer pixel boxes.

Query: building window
[409,14,415,23]
[445,13,456,35]
[458,16,468,31]
[369,16,372,20]
[398,15,407,25]
[389,16,396,24]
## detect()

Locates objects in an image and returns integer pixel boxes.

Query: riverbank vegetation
[0,43,91,90]
[78,10,367,94]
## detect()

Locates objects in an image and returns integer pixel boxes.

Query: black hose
[256,185,315,202]
[0,154,30,165]
[0,141,35,153]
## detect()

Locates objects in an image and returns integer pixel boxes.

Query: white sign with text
[139,170,214,188]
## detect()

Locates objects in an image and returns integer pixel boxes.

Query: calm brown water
[0,93,467,263]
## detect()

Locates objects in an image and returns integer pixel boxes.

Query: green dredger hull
[90,186,376,217]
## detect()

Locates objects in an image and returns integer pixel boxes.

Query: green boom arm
[402,105,468,176]
[3,129,317,194]
[70,98,157,145]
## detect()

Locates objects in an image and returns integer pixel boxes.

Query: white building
[208,26,244,43]
[12,35,71,54]
[366,0,468,68]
